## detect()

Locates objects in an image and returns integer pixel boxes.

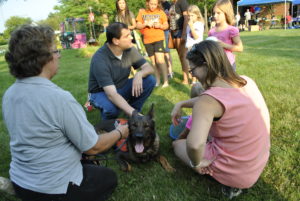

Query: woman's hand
[193,158,215,176]
[178,128,189,139]
[171,102,183,126]
[115,124,129,139]
[188,19,194,28]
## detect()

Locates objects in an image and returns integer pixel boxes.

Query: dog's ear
[147,104,154,119]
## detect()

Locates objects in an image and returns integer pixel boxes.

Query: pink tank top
[202,76,270,188]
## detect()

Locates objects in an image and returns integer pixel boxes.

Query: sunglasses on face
[52,50,61,55]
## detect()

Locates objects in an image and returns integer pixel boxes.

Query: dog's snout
[134,133,144,138]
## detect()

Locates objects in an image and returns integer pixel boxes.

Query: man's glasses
[52,50,61,54]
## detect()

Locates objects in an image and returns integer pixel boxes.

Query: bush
[77,46,98,58]
[97,32,106,47]
[0,35,7,46]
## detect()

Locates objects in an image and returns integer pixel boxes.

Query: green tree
[55,0,145,39]
[38,12,64,31]
[3,16,32,38]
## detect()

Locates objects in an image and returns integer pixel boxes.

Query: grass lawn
[0,29,299,201]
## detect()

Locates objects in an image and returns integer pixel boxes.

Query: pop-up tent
[237,0,293,6]
[237,0,295,29]
[293,0,300,5]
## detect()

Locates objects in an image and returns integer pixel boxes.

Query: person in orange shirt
[136,0,169,87]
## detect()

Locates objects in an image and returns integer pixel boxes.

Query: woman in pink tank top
[171,40,270,199]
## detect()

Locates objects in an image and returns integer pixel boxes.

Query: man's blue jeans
[90,75,156,120]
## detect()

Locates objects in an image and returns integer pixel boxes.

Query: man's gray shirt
[88,43,146,93]
[2,77,98,194]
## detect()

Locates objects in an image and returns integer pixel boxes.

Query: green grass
[0,29,299,201]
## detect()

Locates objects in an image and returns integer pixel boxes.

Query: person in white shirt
[244,9,251,28]
[185,5,204,84]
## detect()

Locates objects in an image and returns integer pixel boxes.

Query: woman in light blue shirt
[3,24,129,201]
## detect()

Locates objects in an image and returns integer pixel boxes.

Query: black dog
[94,104,174,172]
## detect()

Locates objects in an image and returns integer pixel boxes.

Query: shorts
[144,40,165,57]
[171,30,183,39]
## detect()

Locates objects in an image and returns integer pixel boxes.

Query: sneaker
[168,72,174,79]
[221,185,242,199]
[84,101,94,112]
[0,176,15,195]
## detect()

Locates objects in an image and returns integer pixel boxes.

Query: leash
[84,118,129,166]
[82,138,128,167]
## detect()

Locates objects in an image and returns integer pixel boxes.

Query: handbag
[168,32,174,49]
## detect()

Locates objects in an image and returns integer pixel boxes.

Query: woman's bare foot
[182,80,189,85]
[162,83,169,88]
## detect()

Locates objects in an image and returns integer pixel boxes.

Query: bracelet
[115,129,122,141]
[189,160,201,168]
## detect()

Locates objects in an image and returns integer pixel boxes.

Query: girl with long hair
[208,0,243,70]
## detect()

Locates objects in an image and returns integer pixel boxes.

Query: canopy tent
[293,0,300,5]
[237,0,293,6]
[237,0,295,30]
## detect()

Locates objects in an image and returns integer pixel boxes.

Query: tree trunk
[204,2,208,33]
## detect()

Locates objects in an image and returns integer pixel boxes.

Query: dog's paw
[119,160,132,172]
[158,155,176,173]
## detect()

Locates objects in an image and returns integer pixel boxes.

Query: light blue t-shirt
[2,77,98,194]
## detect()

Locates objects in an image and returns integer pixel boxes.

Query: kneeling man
[88,22,156,120]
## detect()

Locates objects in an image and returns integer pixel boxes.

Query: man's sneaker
[0,176,15,195]
[84,101,94,112]
[221,185,242,199]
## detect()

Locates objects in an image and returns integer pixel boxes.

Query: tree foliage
[0,0,217,40]
[4,16,32,38]
[38,12,64,31]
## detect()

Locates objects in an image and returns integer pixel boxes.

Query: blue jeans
[90,75,156,120]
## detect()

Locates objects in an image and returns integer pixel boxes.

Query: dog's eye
[130,123,137,128]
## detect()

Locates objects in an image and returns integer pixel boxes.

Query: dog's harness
[114,118,129,152]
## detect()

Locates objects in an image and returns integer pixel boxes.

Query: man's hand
[132,71,143,97]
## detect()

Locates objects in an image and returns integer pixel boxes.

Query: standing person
[186,5,204,84]
[169,0,189,84]
[171,40,270,199]
[102,14,109,32]
[235,12,240,28]
[88,22,155,120]
[136,0,169,87]
[2,24,129,201]
[161,0,173,79]
[186,5,204,50]
[285,12,293,28]
[115,0,142,73]
[115,0,136,31]
[244,9,251,28]
[208,0,243,70]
